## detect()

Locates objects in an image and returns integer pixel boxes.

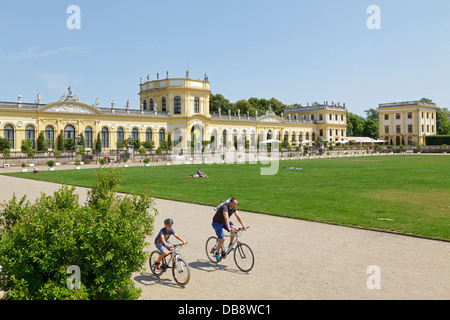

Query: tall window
[222,130,227,146]
[146,129,152,141]
[117,127,124,143]
[45,126,54,149]
[150,99,154,111]
[85,127,93,148]
[159,129,165,146]
[132,128,139,140]
[25,125,35,149]
[143,100,147,111]
[174,96,181,114]
[194,97,199,113]
[162,97,166,112]
[4,125,14,148]
[101,127,109,148]
[267,130,272,140]
[65,125,75,139]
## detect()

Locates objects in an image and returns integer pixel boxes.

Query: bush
[0,137,11,151]
[425,135,450,145]
[0,168,157,300]
[47,160,55,167]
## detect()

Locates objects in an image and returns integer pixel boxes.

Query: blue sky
[1,0,449,117]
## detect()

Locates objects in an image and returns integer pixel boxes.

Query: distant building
[377,101,437,146]
[0,74,348,152]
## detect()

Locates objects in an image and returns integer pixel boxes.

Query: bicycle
[149,243,191,287]
[205,227,254,273]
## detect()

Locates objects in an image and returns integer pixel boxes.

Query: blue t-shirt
[154,227,175,244]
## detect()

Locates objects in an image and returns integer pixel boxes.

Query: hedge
[425,135,450,145]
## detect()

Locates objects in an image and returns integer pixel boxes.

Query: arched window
[4,125,14,148]
[174,96,181,114]
[159,129,165,146]
[85,127,93,148]
[292,132,296,141]
[162,97,166,112]
[117,127,124,143]
[267,130,272,140]
[312,132,316,141]
[194,97,199,113]
[306,132,309,140]
[146,129,152,141]
[45,126,54,149]
[25,125,35,149]
[132,128,139,140]
[150,99,154,111]
[284,132,288,142]
[222,130,227,147]
[407,135,413,146]
[65,125,75,140]
[143,100,147,111]
[101,127,109,148]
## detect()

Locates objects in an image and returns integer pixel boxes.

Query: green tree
[37,131,46,151]
[79,132,85,148]
[209,93,232,114]
[363,118,379,139]
[347,113,365,136]
[436,107,450,135]
[0,137,11,151]
[0,168,157,300]
[95,132,102,151]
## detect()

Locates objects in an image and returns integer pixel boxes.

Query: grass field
[2,155,450,241]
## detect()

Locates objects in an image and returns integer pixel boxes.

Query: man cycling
[212,198,247,261]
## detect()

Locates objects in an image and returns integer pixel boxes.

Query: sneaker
[215,253,221,261]
[228,244,235,251]
[155,262,161,270]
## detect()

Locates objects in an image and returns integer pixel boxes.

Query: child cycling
[154,218,187,270]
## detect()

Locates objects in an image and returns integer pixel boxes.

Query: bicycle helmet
[164,218,174,225]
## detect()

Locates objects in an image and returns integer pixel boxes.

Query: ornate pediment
[38,101,101,115]
[257,115,285,123]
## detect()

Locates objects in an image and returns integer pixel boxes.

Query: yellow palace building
[377,100,437,146]
[0,73,348,153]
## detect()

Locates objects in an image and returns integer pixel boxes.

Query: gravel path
[0,167,448,300]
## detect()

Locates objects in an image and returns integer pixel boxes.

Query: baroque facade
[0,76,348,152]
[377,101,437,146]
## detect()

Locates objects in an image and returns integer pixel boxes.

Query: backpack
[214,198,231,211]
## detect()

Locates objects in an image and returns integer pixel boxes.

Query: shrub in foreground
[0,168,157,300]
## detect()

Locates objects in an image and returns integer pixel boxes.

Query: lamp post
[319,137,324,155]
[299,137,303,156]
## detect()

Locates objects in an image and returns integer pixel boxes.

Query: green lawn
[3,155,450,241]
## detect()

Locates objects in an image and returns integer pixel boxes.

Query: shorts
[155,241,171,253]
[212,221,234,239]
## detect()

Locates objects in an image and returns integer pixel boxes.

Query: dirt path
[0,173,448,300]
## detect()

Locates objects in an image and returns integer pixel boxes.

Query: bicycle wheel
[149,250,165,277]
[205,236,221,263]
[172,257,190,287]
[234,243,254,273]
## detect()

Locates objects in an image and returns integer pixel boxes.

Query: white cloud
[0,46,89,62]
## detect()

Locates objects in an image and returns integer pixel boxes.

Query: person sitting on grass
[153,218,187,271]
[188,168,208,178]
